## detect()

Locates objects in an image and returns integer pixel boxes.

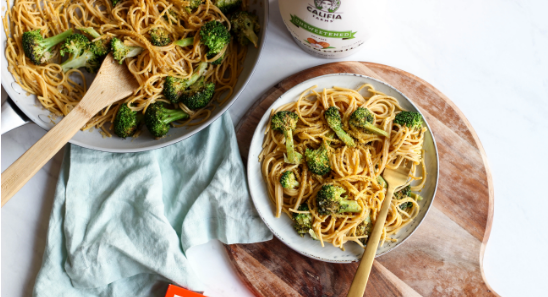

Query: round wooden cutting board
[224,62,498,297]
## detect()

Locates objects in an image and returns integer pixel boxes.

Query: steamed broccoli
[280,171,299,189]
[77,27,101,39]
[324,107,355,147]
[200,21,230,64]
[355,216,371,245]
[293,204,312,237]
[162,8,179,23]
[180,76,215,110]
[271,111,302,165]
[305,138,331,176]
[111,37,144,64]
[144,102,190,138]
[76,27,110,57]
[213,0,242,14]
[349,107,388,137]
[395,185,412,210]
[59,33,88,57]
[394,111,422,129]
[394,185,423,210]
[394,185,411,200]
[163,62,214,109]
[185,0,201,12]
[59,34,104,73]
[230,11,260,47]
[163,76,187,103]
[173,36,218,62]
[209,52,225,65]
[22,28,73,65]
[316,185,361,215]
[150,27,171,46]
[174,36,195,47]
[113,104,143,138]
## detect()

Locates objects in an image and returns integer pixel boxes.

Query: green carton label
[290,15,356,39]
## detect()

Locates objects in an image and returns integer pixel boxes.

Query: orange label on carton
[165,284,206,297]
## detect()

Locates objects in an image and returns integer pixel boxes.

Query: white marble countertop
[2,0,548,296]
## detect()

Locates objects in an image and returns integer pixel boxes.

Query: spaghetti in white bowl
[247,74,439,262]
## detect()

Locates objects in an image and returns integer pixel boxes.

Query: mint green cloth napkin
[33,113,272,297]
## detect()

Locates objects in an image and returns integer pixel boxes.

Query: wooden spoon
[346,160,414,297]
[1,54,139,206]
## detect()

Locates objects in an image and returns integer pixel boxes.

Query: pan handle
[1,98,30,135]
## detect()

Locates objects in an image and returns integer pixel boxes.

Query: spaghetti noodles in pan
[259,84,428,249]
[3,0,254,137]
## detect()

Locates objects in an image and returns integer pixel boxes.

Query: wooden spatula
[1,54,139,206]
[347,160,414,297]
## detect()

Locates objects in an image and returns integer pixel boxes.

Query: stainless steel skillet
[0,0,269,153]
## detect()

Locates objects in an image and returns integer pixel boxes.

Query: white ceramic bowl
[247,73,439,263]
[0,0,269,152]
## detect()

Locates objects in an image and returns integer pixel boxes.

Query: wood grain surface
[224,62,497,297]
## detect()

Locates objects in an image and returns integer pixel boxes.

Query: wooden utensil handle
[1,105,93,206]
[347,185,396,297]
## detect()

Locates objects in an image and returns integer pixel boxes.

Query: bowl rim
[246,73,440,263]
[0,0,270,153]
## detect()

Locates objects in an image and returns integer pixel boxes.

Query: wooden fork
[1,54,139,206]
[347,160,414,297]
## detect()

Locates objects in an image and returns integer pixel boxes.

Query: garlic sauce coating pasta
[259,84,427,249]
[3,0,247,136]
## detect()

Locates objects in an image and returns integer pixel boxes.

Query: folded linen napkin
[33,113,272,297]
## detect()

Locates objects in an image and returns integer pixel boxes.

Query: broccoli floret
[395,185,412,210]
[394,185,411,200]
[174,36,194,47]
[163,76,187,103]
[394,111,422,129]
[305,139,331,176]
[144,102,190,138]
[163,61,209,103]
[200,20,230,61]
[349,107,388,137]
[394,185,423,210]
[77,27,101,39]
[324,107,355,147]
[355,216,372,245]
[91,39,110,57]
[399,202,412,210]
[150,27,171,46]
[22,28,73,65]
[213,0,242,14]
[208,52,225,65]
[280,171,299,189]
[180,76,215,110]
[59,33,88,57]
[113,104,144,138]
[111,37,144,64]
[271,111,302,165]
[162,8,179,23]
[185,0,201,12]
[230,11,260,48]
[59,34,103,73]
[316,185,361,215]
[293,204,312,237]
[76,27,110,58]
